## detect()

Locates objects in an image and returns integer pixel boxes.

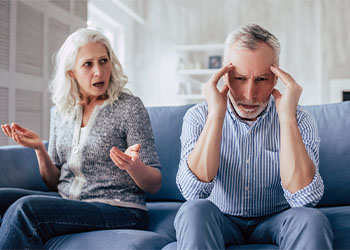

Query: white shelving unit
[176,43,224,103]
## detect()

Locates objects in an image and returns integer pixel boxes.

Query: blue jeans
[0,188,147,249]
[174,199,333,250]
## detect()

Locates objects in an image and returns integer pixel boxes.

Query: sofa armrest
[0,142,49,191]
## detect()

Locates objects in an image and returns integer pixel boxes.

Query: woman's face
[69,42,112,100]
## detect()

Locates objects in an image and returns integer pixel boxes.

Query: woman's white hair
[224,24,281,65]
[49,28,128,119]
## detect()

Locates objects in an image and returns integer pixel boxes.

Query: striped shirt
[176,96,324,217]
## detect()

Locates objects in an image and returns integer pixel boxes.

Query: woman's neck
[79,94,108,106]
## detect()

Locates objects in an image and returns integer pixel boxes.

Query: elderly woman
[0,28,161,249]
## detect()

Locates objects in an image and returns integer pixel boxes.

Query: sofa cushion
[147,201,182,241]
[304,102,350,206]
[162,242,278,250]
[146,105,193,202]
[0,145,48,191]
[320,206,350,249]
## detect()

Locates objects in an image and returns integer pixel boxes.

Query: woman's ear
[68,70,75,79]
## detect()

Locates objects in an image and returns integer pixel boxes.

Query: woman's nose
[93,65,103,76]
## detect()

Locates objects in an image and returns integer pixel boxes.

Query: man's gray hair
[224,24,281,64]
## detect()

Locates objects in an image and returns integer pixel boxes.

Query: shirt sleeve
[125,96,161,170]
[282,107,324,207]
[176,105,216,200]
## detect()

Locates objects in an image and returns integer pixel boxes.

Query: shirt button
[246,159,249,165]
[245,186,249,191]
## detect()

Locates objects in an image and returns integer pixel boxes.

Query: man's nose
[243,79,256,100]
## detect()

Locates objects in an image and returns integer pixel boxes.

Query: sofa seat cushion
[320,206,350,249]
[147,201,182,241]
[45,229,170,250]
[162,242,278,250]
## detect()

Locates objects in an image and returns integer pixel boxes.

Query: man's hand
[270,65,303,122]
[202,64,234,118]
[110,144,142,171]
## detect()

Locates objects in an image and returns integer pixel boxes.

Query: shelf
[176,43,223,103]
[177,69,217,75]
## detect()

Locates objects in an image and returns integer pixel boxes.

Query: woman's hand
[110,144,162,193]
[110,144,142,171]
[1,123,43,149]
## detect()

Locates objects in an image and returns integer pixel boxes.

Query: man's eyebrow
[257,72,272,77]
[233,72,247,76]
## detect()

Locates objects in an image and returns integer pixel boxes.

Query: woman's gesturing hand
[110,144,142,171]
[1,123,43,149]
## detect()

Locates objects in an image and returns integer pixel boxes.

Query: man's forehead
[233,68,272,77]
[227,42,275,74]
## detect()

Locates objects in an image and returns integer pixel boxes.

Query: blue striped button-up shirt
[176,96,324,217]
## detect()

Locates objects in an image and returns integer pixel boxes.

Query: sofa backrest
[145,105,192,202]
[304,101,350,207]
[1,102,349,207]
[147,102,350,206]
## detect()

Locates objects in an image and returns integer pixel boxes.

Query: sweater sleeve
[47,107,62,169]
[124,97,161,170]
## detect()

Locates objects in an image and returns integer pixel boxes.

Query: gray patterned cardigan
[48,93,161,210]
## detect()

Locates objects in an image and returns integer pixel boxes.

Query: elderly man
[175,24,333,249]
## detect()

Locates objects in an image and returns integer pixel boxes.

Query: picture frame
[208,55,222,69]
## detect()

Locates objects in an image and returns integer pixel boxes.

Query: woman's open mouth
[93,81,104,88]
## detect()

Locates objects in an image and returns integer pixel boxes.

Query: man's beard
[229,94,269,120]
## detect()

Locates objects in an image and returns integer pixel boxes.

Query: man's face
[224,42,277,120]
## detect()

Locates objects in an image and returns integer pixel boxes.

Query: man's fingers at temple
[270,65,294,87]
[220,84,229,96]
[209,64,234,85]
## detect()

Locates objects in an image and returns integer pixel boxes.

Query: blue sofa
[0,101,350,249]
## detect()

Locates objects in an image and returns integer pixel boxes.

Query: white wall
[88,0,139,94]
[0,0,87,145]
[129,0,350,107]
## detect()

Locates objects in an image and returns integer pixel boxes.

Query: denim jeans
[0,188,147,249]
[175,199,333,250]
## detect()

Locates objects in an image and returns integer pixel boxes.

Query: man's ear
[68,70,75,79]
[274,75,278,86]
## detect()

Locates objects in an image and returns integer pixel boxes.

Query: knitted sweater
[48,93,161,210]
